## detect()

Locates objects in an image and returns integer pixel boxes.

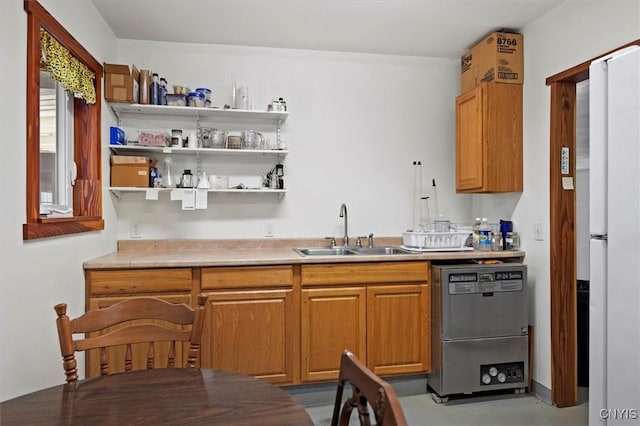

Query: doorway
[546,39,640,408]
[575,80,589,402]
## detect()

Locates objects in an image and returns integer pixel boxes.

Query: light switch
[534,223,544,241]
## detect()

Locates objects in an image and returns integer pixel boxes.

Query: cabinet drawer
[201,266,293,290]
[86,268,192,295]
[301,261,429,286]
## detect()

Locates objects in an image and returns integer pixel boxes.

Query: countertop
[83,238,525,269]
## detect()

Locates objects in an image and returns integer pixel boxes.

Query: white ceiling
[90,0,565,58]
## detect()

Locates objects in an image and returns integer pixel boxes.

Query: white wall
[111,41,470,240]
[473,1,640,390]
[0,0,119,401]
[3,0,638,403]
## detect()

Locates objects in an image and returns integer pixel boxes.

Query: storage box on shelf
[110,155,150,188]
[104,63,140,103]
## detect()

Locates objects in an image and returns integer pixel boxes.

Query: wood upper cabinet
[200,266,297,385]
[300,261,430,382]
[456,81,523,193]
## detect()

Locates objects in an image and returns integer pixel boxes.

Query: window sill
[23,217,104,240]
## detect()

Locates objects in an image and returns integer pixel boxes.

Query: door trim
[545,38,640,408]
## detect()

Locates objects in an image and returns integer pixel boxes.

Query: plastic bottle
[478,218,491,251]
[159,77,168,105]
[472,217,481,250]
[139,70,150,104]
[150,73,160,105]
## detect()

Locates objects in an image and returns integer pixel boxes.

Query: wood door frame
[545,39,640,408]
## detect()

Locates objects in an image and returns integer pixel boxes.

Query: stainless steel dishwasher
[429,262,528,402]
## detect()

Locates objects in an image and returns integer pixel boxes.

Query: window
[40,71,74,216]
[24,0,104,240]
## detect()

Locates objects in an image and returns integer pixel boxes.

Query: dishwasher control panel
[448,269,524,294]
[480,362,525,386]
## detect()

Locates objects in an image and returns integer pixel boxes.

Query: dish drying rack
[401,230,473,252]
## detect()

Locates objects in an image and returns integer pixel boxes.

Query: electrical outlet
[264,222,275,238]
[130,222,143,238]
[534,223,544,241]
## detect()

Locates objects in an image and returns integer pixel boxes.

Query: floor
[305,388,589,426]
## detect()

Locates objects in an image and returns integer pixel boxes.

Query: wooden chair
[331,350,408,426]
[55,294,208,383]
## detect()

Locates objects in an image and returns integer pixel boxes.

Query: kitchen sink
[294,247,359,256]
[350,246,414,255]
[294,246,415,256]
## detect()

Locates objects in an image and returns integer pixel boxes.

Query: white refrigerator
[589,46,640,426]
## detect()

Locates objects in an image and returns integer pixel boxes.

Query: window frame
[23,0,104,240]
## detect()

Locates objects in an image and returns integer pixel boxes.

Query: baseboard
[531,380,552,405]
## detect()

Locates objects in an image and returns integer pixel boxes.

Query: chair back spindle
[55,294,208,383]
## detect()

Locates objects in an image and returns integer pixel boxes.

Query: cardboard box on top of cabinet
[460,32,523,94]
[110,155,150,188]
[104,63,139,103]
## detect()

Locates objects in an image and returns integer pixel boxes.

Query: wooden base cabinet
[84,268,193,378]
[301,287,367,382]
[300,262,430,382]
[456,81,523,193]
[367,284,430,376]
[84,261,433,386]
[200,266,297,385]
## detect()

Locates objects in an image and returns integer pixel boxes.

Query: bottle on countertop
[478,217,492,251]
[150,73,160,105]
[472,217,481,250]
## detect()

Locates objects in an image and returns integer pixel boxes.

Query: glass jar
[506,231,521,251]
[492,232,503,251]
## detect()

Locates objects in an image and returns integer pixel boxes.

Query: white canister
[188,132,197,149]
[236,86,249,109]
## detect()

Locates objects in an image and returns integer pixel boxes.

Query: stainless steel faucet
[339,203,349,246]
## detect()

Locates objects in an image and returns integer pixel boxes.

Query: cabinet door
[456,82,523,193]
[484,82,523,192]
[301,287,367,382]
[456,84,485,191]
[202,289,296,385]
[86,294,192,378]
[367,284,430,376]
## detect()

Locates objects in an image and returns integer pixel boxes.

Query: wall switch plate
[130,222,143,238]
[534,223,544,241]
[264,222,275,238]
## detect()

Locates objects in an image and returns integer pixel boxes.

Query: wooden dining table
[0,368,314,425]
